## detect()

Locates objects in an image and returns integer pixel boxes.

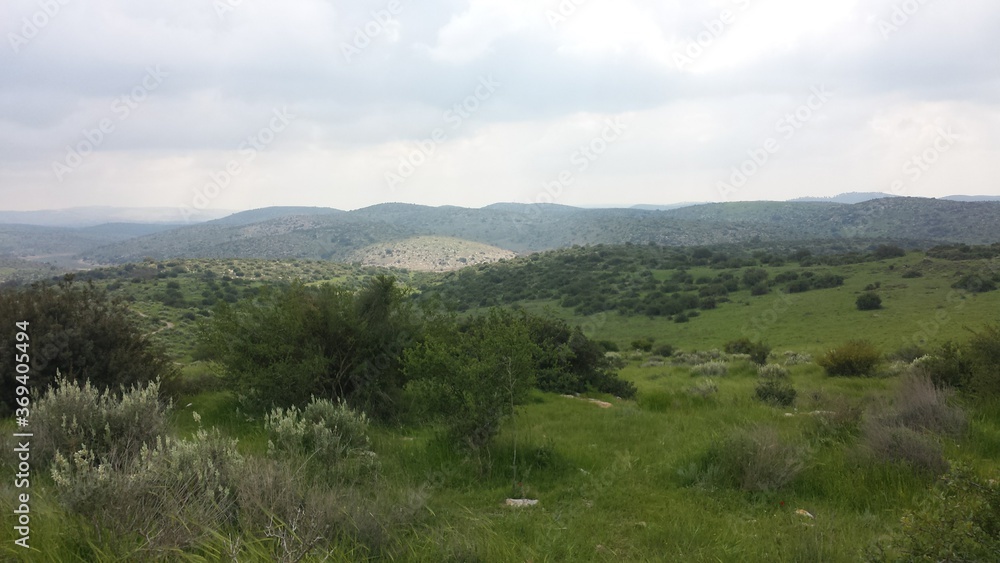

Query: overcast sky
[2,0,998,214]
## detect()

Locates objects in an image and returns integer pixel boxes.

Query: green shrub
[688,378,719,398]
[724,338,771,365]
[755,378,797,407]
[754,364,796,407]
[856,292,883,311]
[50,427,244,553]
[630,337,655,352]
[0,280,177,416]
[818,340,883,377]
[33,375,170,469]
[865,464,1000,562]
[265,397,378,481]
[889,374,967,438]
[653,343,675,357]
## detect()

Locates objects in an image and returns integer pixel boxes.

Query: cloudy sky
[2,0,998,215]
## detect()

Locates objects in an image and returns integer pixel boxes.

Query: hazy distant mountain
[208,206,343,226]
[0,206,233,227]
[630,203,702,211]
[74,197,1000,265]
[789,192,898,204]
[941,195,1000,202]
[3,196,998,269]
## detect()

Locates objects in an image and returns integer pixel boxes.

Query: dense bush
[690,361,728,377]
[754,364,796,406]
[818,340,883,377]
[200,276,415,417]
[856,292,883,311]
[921,324,1000,397]
[0,280,177,416]
[265,397,378,481]
[33,375,170,469]
[50,427,244,553]
[859,420,948,476]
[866,464,1000,562]
[724,338,771,365]
[405,308,538,453]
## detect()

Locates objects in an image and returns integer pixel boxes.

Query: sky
[1,0,999,216]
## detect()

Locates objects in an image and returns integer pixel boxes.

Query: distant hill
[942,195,1000,202]
[1,196,997,270]
[76,197,1000,265]
[209,206,343,226]
[789,192,897,204]
[0,206,233,227]
[350,236,516,272]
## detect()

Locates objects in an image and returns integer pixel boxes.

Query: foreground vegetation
[2,243,1000,561]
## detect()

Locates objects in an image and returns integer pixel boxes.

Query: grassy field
[2,249,999,561]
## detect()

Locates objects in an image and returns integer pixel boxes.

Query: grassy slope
[2,252,999,560]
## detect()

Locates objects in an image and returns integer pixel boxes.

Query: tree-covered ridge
[420,243,926,318]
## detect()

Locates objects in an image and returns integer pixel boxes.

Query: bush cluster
[755,364,796,407]
[265,397,379,481]
[818,339,883,377]
[33,375,170,469]
[724,338,771,365]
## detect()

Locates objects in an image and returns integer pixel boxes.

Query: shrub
[952,274,997,293]
[860,419,948,476]
[856,292,883,311]
[0,280,177,416]
[265,397,379,481]
[865,464,1000,562]
[689,378,719,398]
[889,374,967,438]
[818,340,883,377]
[691,361,728,377]
[33,375,170,469]
[50,427,244,553]
[901,269,923,278]
[691,425,806,492]
[754,363,795,407]
[888,344,927,364]
[755,378,797,407]
[724,338,771,365]
[630,337,655,352]
[782,351,813,365]
[653,344,675,357]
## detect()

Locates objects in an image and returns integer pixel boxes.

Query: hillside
[350,236,516,272]
[0,197,995,276]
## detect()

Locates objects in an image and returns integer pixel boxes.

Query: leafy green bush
[856,292,883,311]
[755,364,795,406]
[653,344,676,357]
[921,324,1000,397]
[265,397,378,481]
[405,308,537,453]
[0,280,177,415]
[818,340,883,377]
[865,464,1000,562]
[724,338,771,365]
[630,337,655,352]
[33,375,170,469]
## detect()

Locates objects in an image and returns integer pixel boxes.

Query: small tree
[404,309,538,455]
[856,292,883,311]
